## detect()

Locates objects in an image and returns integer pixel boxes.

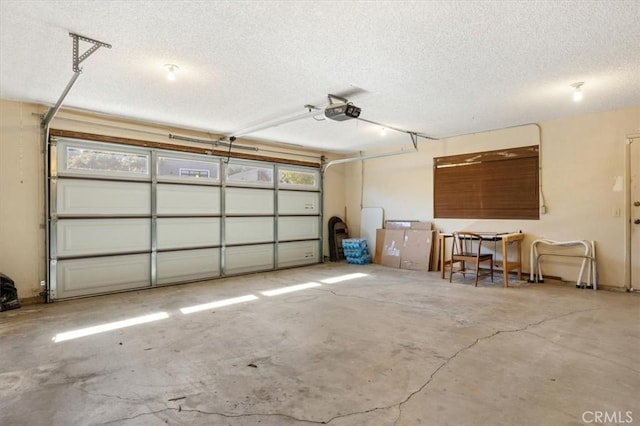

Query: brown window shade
[434,145,539,220]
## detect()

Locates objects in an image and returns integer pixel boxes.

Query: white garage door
[48,137,321,300]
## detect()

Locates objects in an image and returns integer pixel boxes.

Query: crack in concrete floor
[101,407,326,425]
[391,307,599,425]
[79,386,147,404]
[96,308,598,425]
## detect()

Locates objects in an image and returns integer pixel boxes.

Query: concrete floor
[1,263,638,426]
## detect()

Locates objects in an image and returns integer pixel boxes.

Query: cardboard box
[384,221,413,230]
[401,230,434,271]
[384,220,432,230]
[374,228,385,264]
[376,228,435,271]
[410,221,433,230]
[380,229,404,268]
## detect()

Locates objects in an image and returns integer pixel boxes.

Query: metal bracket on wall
[70,32,112,72]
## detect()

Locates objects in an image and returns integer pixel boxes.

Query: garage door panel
[157,248,220,285]
[57,179,150,216]
[225,244,274,275]
[278,241,320,268]
[157,184,220,215]
[57,219,150,257]
[56,254,150,299]
[278,216,320,241]
[226,217,274,245]
[278,191,320,215]
[226,188,273,214]
[157,218,220,250]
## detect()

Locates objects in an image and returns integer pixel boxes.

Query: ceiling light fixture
[165,64,179,81]
[571,82,584,102]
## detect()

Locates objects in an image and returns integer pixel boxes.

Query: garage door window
[157,155,220,182]
[226,161,273,186]
[278,168,319,190]
[66,146,148,174]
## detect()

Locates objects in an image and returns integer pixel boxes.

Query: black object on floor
[328,216,348,262]
[0,272,21,312]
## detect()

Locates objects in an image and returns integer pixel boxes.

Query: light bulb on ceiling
[571,82,584,102]
[380,127,387,137]
[165,64,179,81]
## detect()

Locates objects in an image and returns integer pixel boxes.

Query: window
[157,155,219,182]
[64,146,149,176]
[225,162,273,186]
[278,168,319,189]
[434,145,539,220]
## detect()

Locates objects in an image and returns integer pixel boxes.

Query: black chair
[449,232,494,286]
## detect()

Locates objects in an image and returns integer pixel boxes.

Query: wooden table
[439,232,525,287]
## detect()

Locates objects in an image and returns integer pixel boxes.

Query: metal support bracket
[70,32,112,72]
[409,132,418,150]
[327,94,348,104]
[42,33,111,127]
[356,116,436,146]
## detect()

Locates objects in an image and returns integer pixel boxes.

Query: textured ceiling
[1,1,639,153]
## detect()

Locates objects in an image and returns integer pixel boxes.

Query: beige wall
[344,107,640,288]
[0,101,46,300]
[0,99,346,301]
